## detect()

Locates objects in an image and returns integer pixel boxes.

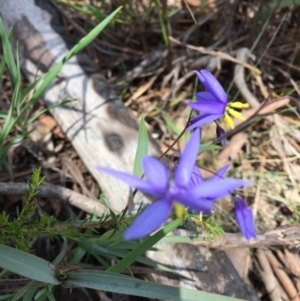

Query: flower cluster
[97,69,256,242]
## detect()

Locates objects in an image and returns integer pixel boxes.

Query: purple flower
[234,195,256,240]
[186,70,227,131]
[216,124,226,147]
[189,164,229,187]
[97,129,250,240]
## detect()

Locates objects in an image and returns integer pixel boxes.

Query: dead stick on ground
[0,182,106,217]
[176,225,300,248]
[3,178,299,249]
[265,250,300,301]
[257,249,282,301]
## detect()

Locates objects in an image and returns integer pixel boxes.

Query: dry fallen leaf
[39,114,65,138]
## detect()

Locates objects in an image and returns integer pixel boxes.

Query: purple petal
[187,96,225,115]
[186,113,223,131]
[142,156,169,195]
[209,164,230,181]
[176,191,215,214]
[234,196,256,240]
[189,179,251,201]
[123,198,173,240]
[96,166,159,196]
[195,92,218,103]
[189,166,204,187]
[195,70,227,104]
[175,128,200,187]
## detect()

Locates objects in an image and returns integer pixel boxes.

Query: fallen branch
[0,182,106,217]
[257,250,283,301]
[1,181,298,249]
[172,226,300,248]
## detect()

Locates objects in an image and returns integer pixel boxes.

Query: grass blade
[0,18,19,84]
[18,6,123,126]
[0,245,60,284]
[64,269,246,301]
[11,280,38,301]
[107,218,183,274]
[133,114,149,176]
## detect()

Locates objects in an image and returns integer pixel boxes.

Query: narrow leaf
[0,245,59,284]
[64,270,246,301]
[18,6,123,124]
[156,107,181,136]
[107,218,183,274]
[133,114,149,176]
[11,280,38,301]
[199,144,221,153]
[0,19,18,83]
[52,238,68,265]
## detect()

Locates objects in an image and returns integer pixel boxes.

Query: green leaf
[25,99,74,125]
[52,238,68,265]
[11,280,38,301]
[0,245,60,284]
[133,114,149,176]
[68,6,122,55]
[199,144,221,153]
[157,107,181,136]
[72,237,120,261]
[34,287,47,301]
[45,286,56,301]
[107,218,183,274]
[53,0,94,15]
[0,294,14,300]
[22,289,36,301]
[71,246,87,264]
[73,236,188,279]
[153,0,168,46]
[0,50,6,79]
[0,19,19,84]
[23,289,37,301]
[64,270,246,301]
[0,78,21,144]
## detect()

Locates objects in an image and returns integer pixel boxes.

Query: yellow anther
[199,212,203,222]
[229,101,249,109]
[227,108,246,121]
[173,202,185,221]
[224,113,235,129]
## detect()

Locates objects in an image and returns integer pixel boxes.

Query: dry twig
[189,225,300,249]
[265,250,300,301]
[257,249,282,301]
[233,48,300,143]
[169,37,261,74]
